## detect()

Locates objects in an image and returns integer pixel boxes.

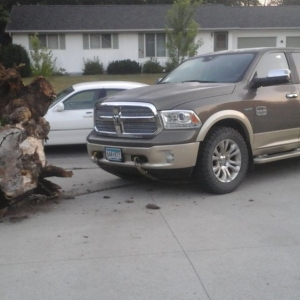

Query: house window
[102,34,112,48]
[214,32,228,52]
[146,33,155,57]
[139,33,166,58]
[83,33,118,49]
[48,34,59,49]
[29,34,66,50]
[156,33,166,57]
[39,35,47,48]
[90,34,101,49]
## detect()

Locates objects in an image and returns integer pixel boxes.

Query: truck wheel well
[205,119,253,166]
[209,119,249,142]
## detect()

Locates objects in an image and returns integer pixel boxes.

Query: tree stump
[0,65,73,210]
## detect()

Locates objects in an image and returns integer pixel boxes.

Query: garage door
[237,37,276,49]
[286,37,300,48]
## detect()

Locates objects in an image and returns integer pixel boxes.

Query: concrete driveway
[1,147,300,300]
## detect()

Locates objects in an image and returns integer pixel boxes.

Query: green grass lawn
[22,73,165,93]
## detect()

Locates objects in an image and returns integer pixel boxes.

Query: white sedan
[45,81,148,145]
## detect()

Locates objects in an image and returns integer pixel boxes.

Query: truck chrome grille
[94,102,162,138]
[95,121,116,133]
[123,122,157,134]
[97,106,114,117]
[121,106,154,117]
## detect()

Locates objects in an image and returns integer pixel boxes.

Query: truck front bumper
[87,141,200,171]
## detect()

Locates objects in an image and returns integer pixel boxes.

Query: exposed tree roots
[0,64,73,212]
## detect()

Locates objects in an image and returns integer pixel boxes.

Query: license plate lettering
[105,147,122,162]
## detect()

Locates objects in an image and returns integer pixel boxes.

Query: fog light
[166,151,174,163]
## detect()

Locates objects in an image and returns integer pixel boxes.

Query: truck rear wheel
[195,126,249,194]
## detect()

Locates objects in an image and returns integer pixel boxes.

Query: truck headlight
[160,110,201,129]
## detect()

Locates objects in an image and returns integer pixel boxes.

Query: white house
[5,4,300,74]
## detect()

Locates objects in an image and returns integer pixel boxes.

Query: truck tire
[195,126,249,194]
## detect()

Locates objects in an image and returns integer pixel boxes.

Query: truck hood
[102,82,236,110]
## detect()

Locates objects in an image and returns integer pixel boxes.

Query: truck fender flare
[196,110,254,148]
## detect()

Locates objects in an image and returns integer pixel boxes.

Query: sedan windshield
[161,52,255,84]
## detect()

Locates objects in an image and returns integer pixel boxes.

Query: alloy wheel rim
[212,139,241,183]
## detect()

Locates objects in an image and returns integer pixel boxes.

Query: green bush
[142,58,164,74]
[83,57,104,75]
[52,67,67,76]
[164,60,179,73]
[0,44,32,77]
[107,59,141,74]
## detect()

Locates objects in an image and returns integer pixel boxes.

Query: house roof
[6,4,300,33]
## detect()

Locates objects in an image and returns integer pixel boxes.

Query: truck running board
[254,148,300,164]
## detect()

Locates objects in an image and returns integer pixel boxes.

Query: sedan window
[64,89,100,110]
[105,89,125,97]
[95,89,126,103]
[50,86,74,108]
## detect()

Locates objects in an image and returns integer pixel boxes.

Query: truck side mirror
[249,69,291,89]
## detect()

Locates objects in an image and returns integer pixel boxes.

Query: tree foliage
[203,0,260,5]
[36,0,260,4]
[0,0,265,8]
[29,33,56,77]
[266,0,300,4]
[0,43,32,77]
[2,0,174,6]
[165,0,202,68]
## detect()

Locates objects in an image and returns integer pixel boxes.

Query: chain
[73,181,140,197]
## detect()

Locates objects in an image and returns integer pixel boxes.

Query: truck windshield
[161,52,255,84]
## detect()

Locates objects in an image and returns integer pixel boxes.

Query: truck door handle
[286,93,298,99]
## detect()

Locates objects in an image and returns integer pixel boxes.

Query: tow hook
[133,157,157,181]
[91,152,99,163]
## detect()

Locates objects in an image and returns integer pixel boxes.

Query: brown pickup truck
[87,47,300,194]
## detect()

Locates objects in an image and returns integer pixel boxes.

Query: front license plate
[105,147,122,162]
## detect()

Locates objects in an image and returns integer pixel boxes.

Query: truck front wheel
[194,126,249,194]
